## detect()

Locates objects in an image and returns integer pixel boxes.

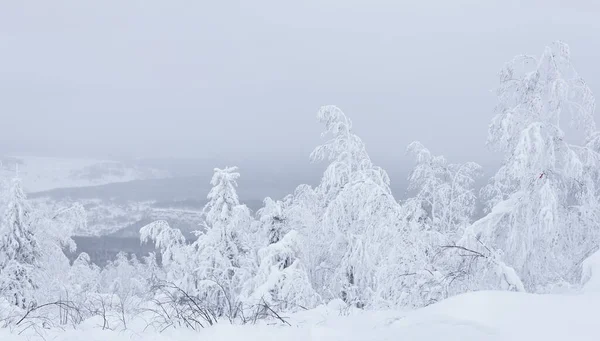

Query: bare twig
[441,245,486,258]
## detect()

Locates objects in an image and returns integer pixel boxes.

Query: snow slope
[395,290,598,340]
[1,290,599,340]
[0,156,170,193]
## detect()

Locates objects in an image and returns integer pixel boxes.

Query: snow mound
[581,249,600,292]
[393,290,600,340]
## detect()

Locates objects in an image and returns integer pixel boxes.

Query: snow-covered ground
[0,156,170,193]
[1,290,598,341]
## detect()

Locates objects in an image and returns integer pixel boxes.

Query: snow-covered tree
[256,197,289,246]
[0,177,40,308]
[310,105,385,203]
[283,184,326,292]
[140,168,255,317]
[68,252,100,295]
[191,167,254,317]
[137,252,161,289]
[463,41,600,291]
[405,141,482,239]
[33,203,87,300]
[140,220,187,283]
[247,230,318,312]
[100,253,146,297]
[100,253,151,308]
[202,166,247,229]
[309,105,410,307]
[402,142,482,300]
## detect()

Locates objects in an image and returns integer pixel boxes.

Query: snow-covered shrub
[247,230,319,312]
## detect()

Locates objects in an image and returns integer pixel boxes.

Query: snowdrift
[394,290,599,340]
[1,290,598,341]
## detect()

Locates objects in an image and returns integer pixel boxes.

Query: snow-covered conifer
[0,177,40,308]
[256,197,288,246]
[192,167,254,317]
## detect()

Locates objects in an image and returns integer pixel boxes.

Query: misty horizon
[3,1,599,171]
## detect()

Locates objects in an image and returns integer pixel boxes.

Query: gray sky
[1,0,599,175]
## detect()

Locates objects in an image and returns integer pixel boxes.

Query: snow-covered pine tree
[192,166,253,317]
[241,196,292,304]
[463,41,600,292]
[202,166,248,229]
[0,177,40,308]
[256,197,288,246]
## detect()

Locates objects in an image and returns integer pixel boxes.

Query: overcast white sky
[1,0,599,174]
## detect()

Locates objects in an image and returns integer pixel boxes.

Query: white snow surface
[1,290,599,340]
[581,249,600,292]
[0,156,169,193]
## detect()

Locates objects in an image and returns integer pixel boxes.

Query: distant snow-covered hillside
[31,197,203,238]
[0,156,170,193]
